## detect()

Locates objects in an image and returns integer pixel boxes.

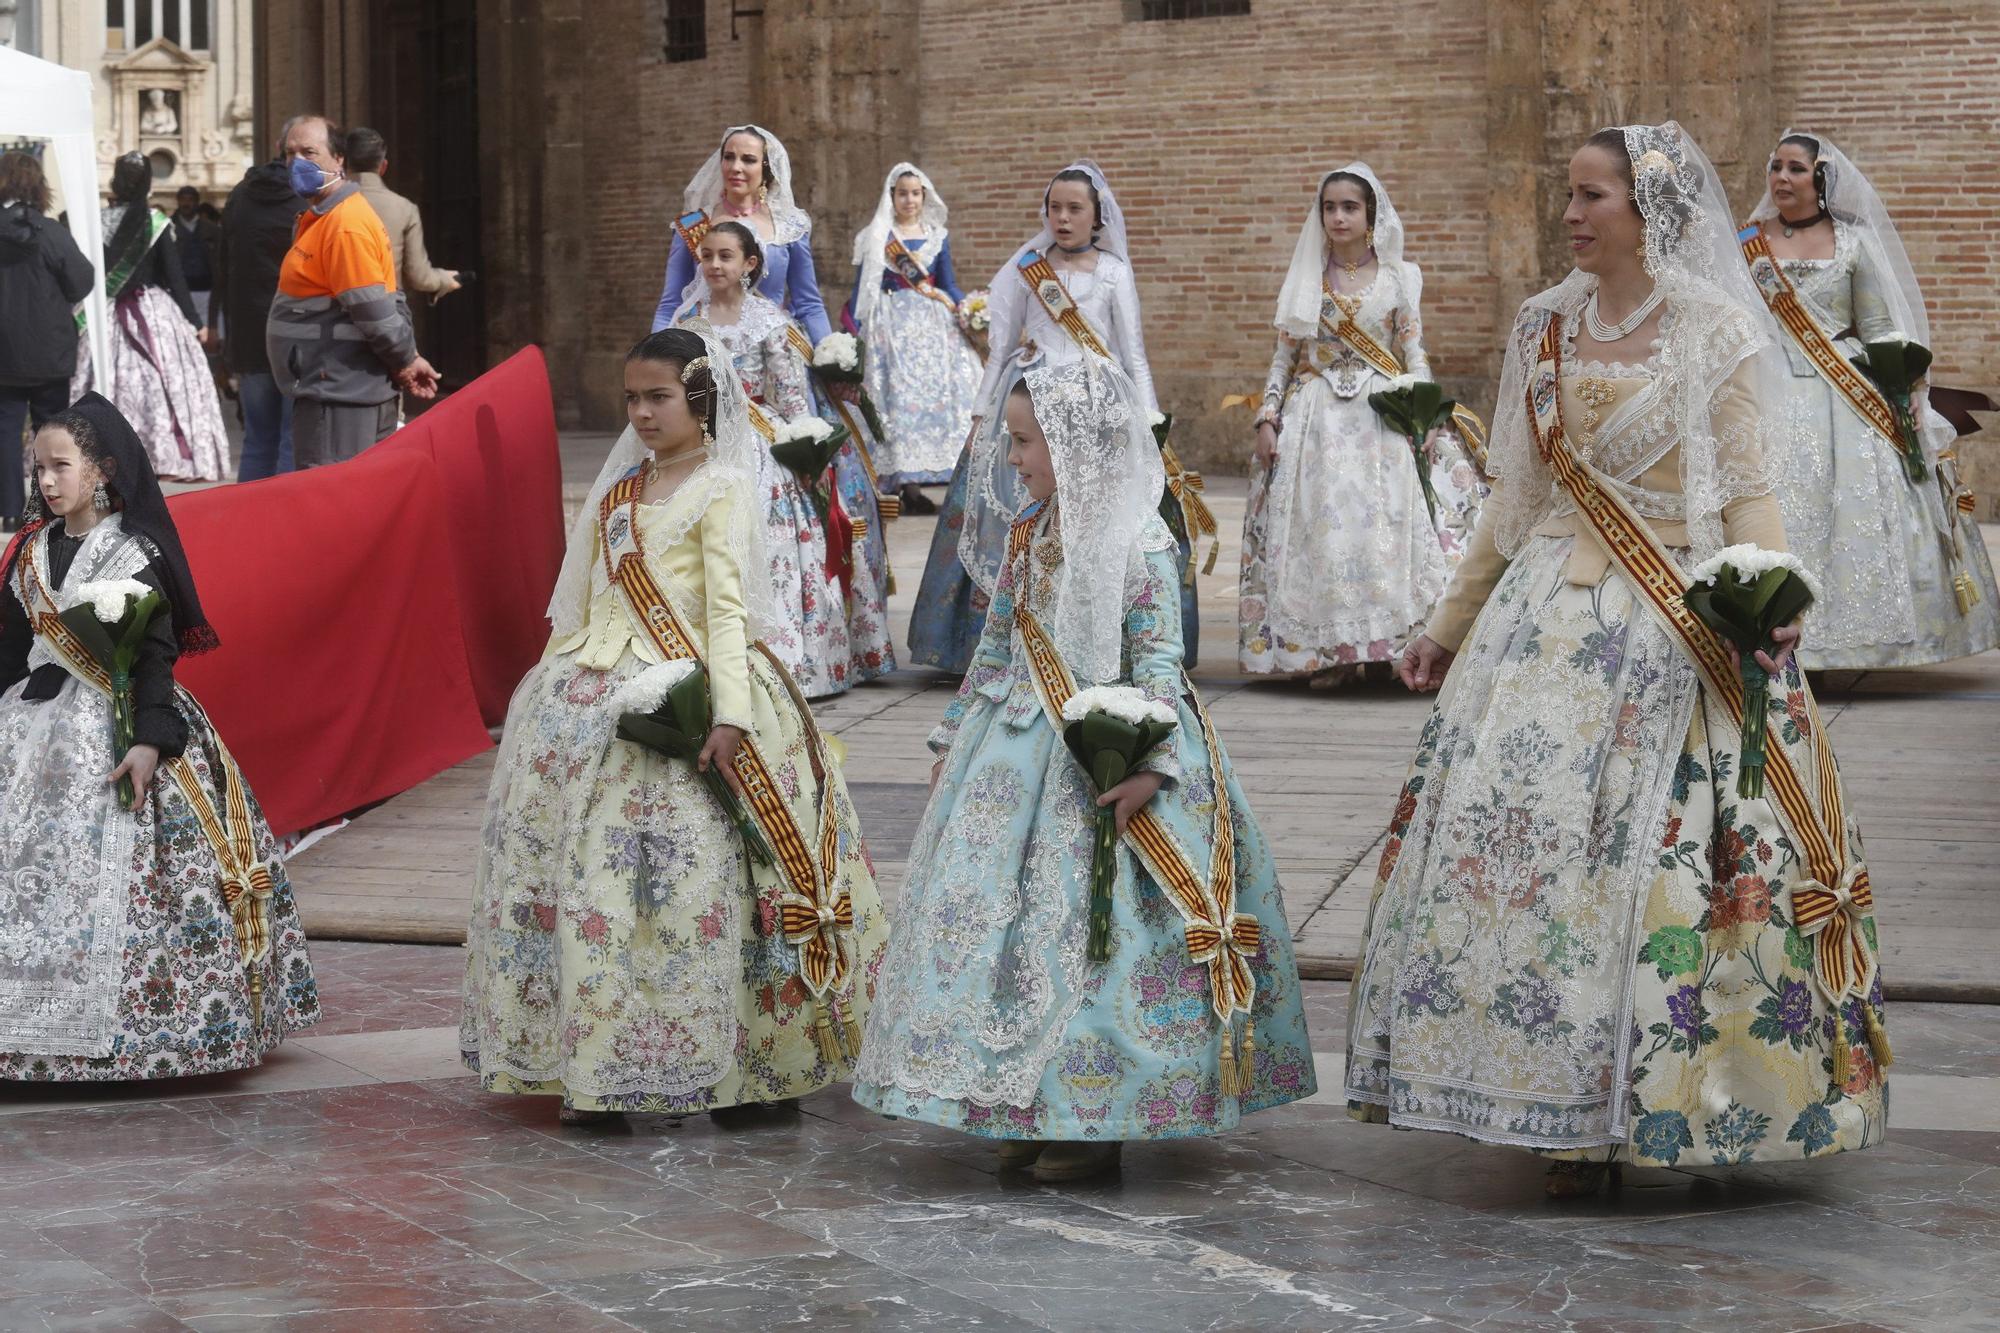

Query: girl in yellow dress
[459,323,890,1125]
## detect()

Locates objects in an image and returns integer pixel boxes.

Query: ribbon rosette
[58,579,164,808]
[1790,860,1876,1006]
[614,661,776,867]
[777,887,855,995]
[1849,337,1933,485]
[1367,378,1458,525]
[1682,544,1817,799]
[1060,686,1178,962]
[1151,412,1220,579]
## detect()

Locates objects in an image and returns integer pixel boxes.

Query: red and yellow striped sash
[884,233,933,289]
[1526,315,1874,1005]
[1739,228,1901,449]
[1017,251,1112,359]
[675,209,712,262]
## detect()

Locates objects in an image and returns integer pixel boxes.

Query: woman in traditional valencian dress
[0,393,318,1080]
[1239,164,1484,685]
[73,154,228,483]
[854,360,1314,1183]
[848,162,984,516]
[1347,124,1889,1196]
[460,325,890,1126]
[675,221,852,698]
[908,162,1161,673]
[1741,132,2000,669]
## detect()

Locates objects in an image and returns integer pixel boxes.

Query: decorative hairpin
[680,356,710,383]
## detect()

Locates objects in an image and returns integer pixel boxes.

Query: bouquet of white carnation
[1684,544,1818,798]
[59,578,165,807]
[1059,685,1178,961]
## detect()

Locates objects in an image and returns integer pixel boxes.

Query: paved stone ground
[10,433,1990,1329]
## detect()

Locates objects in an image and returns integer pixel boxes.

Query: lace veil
[547,319,778,642]
[1273,162,1418,337]
[1483,121,1788,559]
[676,124,811,314]
[851,161,949,326]
[1015,359,1168,685]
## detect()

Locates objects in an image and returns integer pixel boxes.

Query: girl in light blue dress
[852,360,1313,1183]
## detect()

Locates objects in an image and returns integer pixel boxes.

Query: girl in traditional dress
[0,392,319,1080]
[854,360,1314,1183]
[652,125,832,342]
[848,162,984,514]
[674,221,851,698]
[1239,164,1484,685]
[1742,132,2000,669]
[72,154,228,483]
[1347,124,1889,1196]
[909,161,1161,673]
[460,324,890,1126]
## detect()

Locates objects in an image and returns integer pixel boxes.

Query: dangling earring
[1636,237,1649,263]
[740,273,752,291]
[1365,226,1375,250]
[758,182,769,204]
[92,482,111,512]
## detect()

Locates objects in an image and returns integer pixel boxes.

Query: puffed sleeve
[1108,259,1160,414]
[1393,268,1433,380]
[933,235,965,304]
[971,267,1027,413]
[764,328,814,420]
[782,236,833,345]
[699,485,757,732]
[1126,543,1186,785]
[1849,232,1905,345]
[926,549,1020,757]
[1258,333,1301,426]
[653,237,695,333]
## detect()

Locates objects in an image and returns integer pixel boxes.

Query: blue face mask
[289,156,339,197]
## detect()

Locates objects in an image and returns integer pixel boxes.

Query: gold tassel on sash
[1832,1036,1852,1089]
[1864,1009,1894,1070]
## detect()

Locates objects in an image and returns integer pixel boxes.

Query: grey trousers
[292,398,400,469]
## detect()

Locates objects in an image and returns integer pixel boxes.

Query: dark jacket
[0,200,95,387]
[172,210,221,294]
[216,161,307,375]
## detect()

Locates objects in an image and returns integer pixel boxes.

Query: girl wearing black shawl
[0,393,318,1080]
[69,153,230,484]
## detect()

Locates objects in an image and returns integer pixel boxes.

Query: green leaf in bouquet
[856,391,890,444]
[55,602,120,665]
[615,711,698,759]
[1152,412,1174,448]
[769,431,847,485]
[1366,389,1415,437]
[112,589,164,660]
[1407,381,1444,430]
[664,667,711,741]
[1850,339,1932,390]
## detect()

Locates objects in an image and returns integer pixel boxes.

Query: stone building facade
[258,0,2000,497]
[2,0,258,208]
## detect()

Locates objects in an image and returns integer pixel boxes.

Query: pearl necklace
[1584,287,1664,342]
[645,445,708,485]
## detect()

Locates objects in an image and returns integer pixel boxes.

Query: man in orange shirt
[267,115,440,467]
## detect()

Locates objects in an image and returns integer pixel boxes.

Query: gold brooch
[1577,377,1617,433]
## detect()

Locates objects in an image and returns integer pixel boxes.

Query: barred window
[1129,0,1250,19]
[663,0,706,63]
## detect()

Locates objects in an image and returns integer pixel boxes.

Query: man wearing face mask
[267,114,440,467]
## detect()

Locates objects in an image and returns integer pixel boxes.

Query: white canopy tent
[0,45,112,396]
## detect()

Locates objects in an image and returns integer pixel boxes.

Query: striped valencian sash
[1002,511,1262,1095]
[1319,280,1404,379]
[1526,314,1879,1017]
[883,233,935,290]
[599,473,861,1050]
[674,209,713,261]
[1739,227,1902,449]
[17,549,277,1021]
[1017,250,1112,358]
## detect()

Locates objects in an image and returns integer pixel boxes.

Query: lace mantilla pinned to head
[1481,121,1791,561]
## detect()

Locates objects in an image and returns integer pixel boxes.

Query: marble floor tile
[290,1025,474,1085]
[555,1252,1048,1331]
[0,1286,193,1332]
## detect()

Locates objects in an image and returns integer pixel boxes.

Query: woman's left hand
[698,725,747,796]
[1730,623,1803,675]
[109,743,161,812]
[1097,771,1166,837]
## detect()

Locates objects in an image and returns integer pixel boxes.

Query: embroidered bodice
[683,294,812,421]
[975,251,1158,414]
[553,468,759,731]
[1771,219,1902,375]
[1259,272,1431,417]
[655,213,832,344]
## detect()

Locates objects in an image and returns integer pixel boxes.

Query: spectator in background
[346,128,462,304]
[0,151,94,531]
[216,123,308,480]
[269,114,439,467]
[171,184,220,327]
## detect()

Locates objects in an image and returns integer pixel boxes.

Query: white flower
[1689,543,1822,599]
[1060,685,1178,727]
[812,333,861,372]
[1387,373,1425,392]
[610,660,700,714]
[1148,411,1167,429]
[72,578,152,623]
[776,415,835,446]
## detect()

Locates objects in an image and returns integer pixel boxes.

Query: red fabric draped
[168,347,565,835]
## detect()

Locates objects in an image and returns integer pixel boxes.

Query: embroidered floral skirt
[1238,376,1482,675]
[852,695,1315,1140]
[1344,535,1889,1165]
[1776,375,2000,670]
[459,645,890,1112]
[831,440,896,684]
[862,288,983,488]
[906,452,994,673]
[71,285,229,483]
[756,463,853,699]
[0,677,319,1081]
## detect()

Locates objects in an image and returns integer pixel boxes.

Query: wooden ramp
[287,472,2000,1002]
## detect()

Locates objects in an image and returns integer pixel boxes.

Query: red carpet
[170,348,565,835]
